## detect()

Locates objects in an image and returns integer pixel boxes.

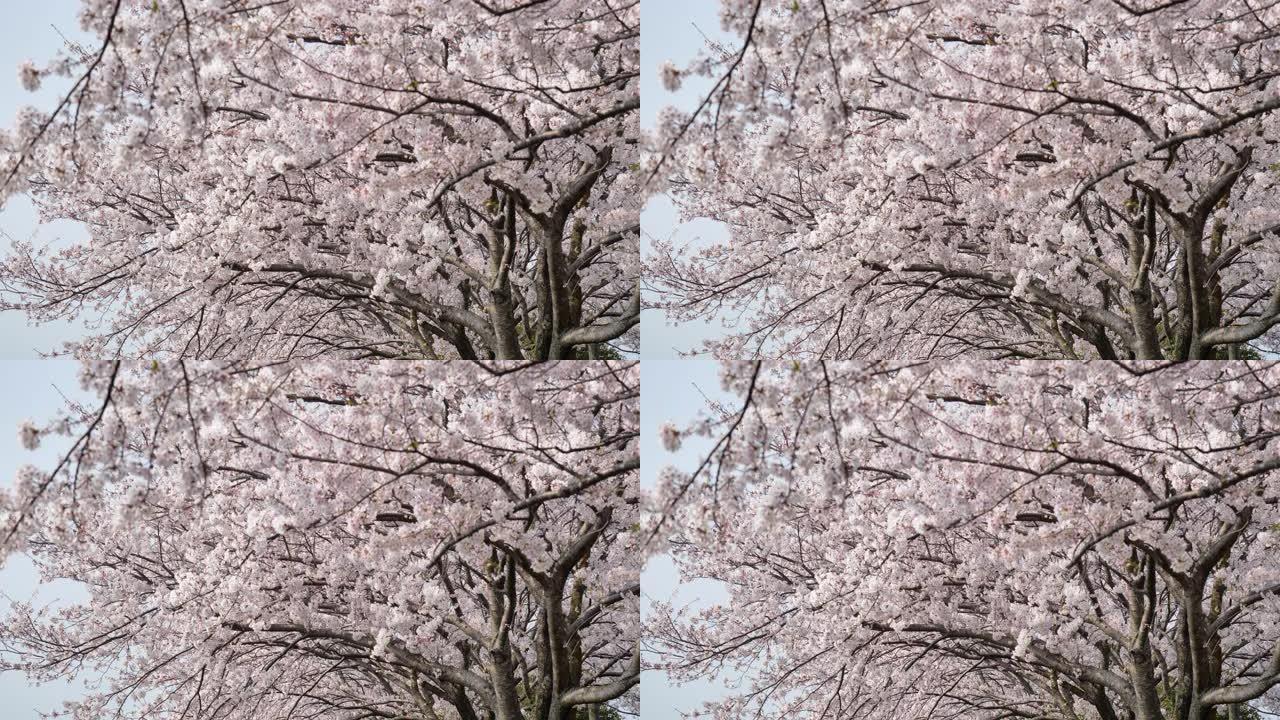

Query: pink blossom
[17,60,40,92]
[0,0,640,361]
[648,0,1280,360]
[648,361,1280,719]
[0,360,641,720]
[16,420,39,450]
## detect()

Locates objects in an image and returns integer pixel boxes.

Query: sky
[0,360,94,718]
[639,0,737,359]
[0,0,94,360]
[638,1,743,715]
[640,358,735,720]
[0,2,100,717]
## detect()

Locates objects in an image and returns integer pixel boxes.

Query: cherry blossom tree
[1,360,640,720]
[646,0,1280,360]
[1,0,638,360]
[647,361,1280,720]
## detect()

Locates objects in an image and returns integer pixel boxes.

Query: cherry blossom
[17,61,41,93]
[16,420,40,451]
[659,62,682,93]
[1,0,639,360]
[658,422,682,452]
[647,0,1280,360]
[1,360,639,720]
[647,360,1280,720]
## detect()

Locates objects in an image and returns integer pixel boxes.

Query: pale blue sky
[639,2,741,716]
[0,359,94,718]
[640,0,736,359]
[640,358,734,719]
[0,3,99,717]
[0,0,93,359]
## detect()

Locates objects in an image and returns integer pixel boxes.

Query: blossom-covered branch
[647,0,1280,359]
[647,361,1280,720]
[2,0,639,360]
[0,360,640,720]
